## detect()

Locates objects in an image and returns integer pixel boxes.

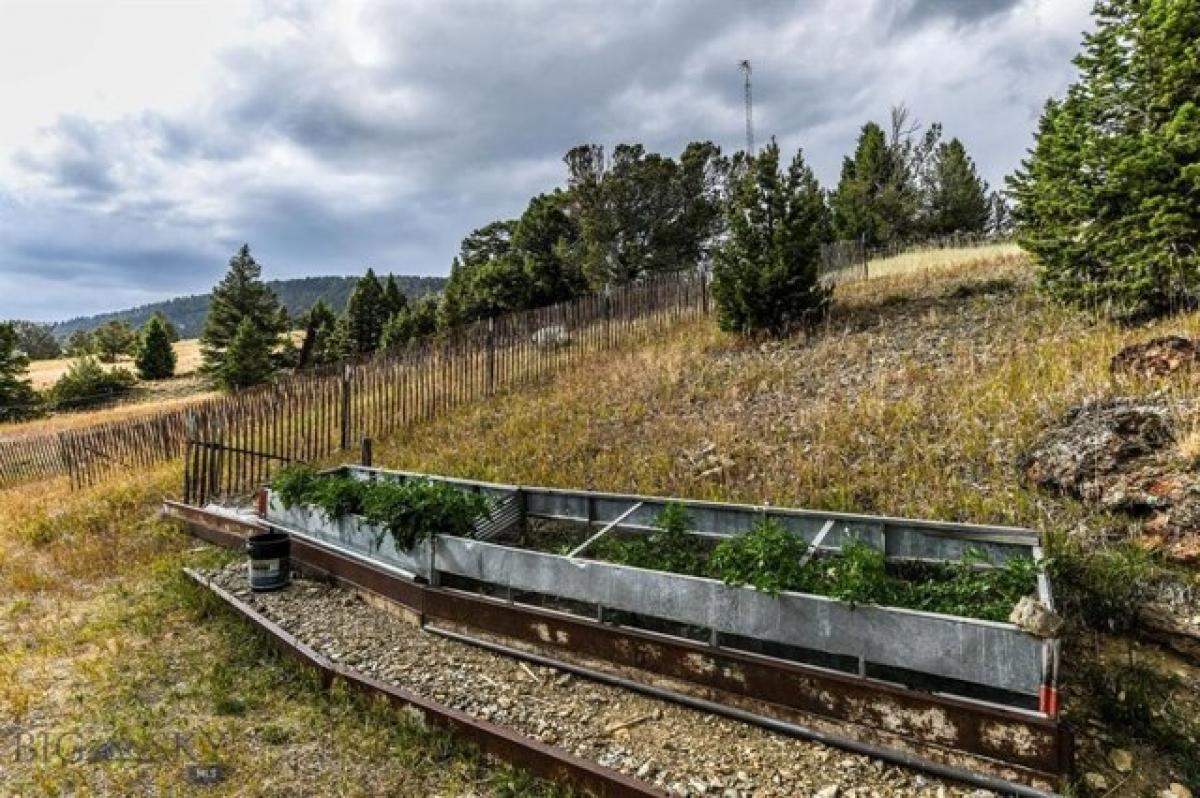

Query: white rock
[1165,784,1193,798]
[1109,748,1133,773]
[814,786,840,798]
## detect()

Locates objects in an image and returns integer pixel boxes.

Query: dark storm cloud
[0,0,1094,321]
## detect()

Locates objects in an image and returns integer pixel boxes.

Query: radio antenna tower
[738,59,754,155]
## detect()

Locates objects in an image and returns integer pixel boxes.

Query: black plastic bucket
[246,531,291,592]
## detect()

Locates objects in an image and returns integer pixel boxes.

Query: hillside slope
[52,274,446,340]
[373,251,1200,793]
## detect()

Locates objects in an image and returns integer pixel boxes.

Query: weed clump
[271,467,490,551]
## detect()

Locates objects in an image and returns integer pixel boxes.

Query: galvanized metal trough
[264,465,1060,715]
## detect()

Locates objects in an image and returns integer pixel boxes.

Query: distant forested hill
[52,274,446,340]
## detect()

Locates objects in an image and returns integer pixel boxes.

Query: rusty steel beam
[169,502,1072,791]
[422,588,1071,784]
[184,568,662,798]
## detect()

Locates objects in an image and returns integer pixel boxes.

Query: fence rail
[1,270,708,494]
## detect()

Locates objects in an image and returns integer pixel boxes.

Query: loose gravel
[200,563,991,798]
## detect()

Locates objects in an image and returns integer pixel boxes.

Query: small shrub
[47,357,136,409]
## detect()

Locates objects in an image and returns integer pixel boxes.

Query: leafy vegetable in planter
[596,511,1039,622]
[361,479,491,550]
[708,517,815,595]
[594,503,709,576]
[272,465,321,509]
[269,469,491,551]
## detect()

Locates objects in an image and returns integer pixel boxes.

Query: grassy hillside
[52,274,446,341]
[3,247,1197,795]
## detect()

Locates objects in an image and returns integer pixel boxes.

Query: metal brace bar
[799,519,836,567]
[568,501,644,558]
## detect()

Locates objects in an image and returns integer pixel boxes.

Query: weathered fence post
[340,364,352,451]
[486,317,496,397]
[360,437,373,467]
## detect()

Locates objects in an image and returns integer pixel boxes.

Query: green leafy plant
[361,479,491,551]
[309,476,368,522]
[709,517,818,596]
[593,503,708,577]
[271,465,320,509]
[270,470,491,552]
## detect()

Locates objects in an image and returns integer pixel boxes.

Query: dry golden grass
[372,251,1198,540]
[864,242,1022,279]
[27,338,206,389]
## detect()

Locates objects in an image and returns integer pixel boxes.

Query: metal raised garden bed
[264,465,1059,714]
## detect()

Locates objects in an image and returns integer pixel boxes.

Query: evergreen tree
[134,315,177,380]
[711,140,832,334]
[325,316,353,362]
[831,122,903,246]
[0,322,40,421]
[924,138,990,236]
[345,268,388,355]
[382,274,408,317]
[148,311,181,342]
[297,299,338,368]
[564,141,728,289]
[93,320,137,363]
[511,191,586,306]
[220,318,277,390]
[200,245,287,381]
[10,321,61,360]
[1009,0,1200,316]
[64,329,95,357]
[832,108,939,246]
[381,295,441,349]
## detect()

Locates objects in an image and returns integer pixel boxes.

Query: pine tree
[711,141,832,334]
[325,315,353,362]
[831,122,908,246]
[381,296,441,349]
[0,322,40,421]
[93,320,137,363]
[1009,0,1200,316]
[148,311,180,342]
[297,299,338,368]
[345,268,388,355]
[382,274,408,317]
[134,315,177,380]
[924,138,990,236]
[220,318,277,390]
[64,329,95,357]
[200,245,287,381]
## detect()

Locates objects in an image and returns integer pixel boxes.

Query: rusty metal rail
[182,567,662,797]
[163,500,1071,795]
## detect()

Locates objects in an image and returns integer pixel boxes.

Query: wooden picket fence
[0,270,709,496]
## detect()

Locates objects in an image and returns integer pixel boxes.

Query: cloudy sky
[0,0,1094,322]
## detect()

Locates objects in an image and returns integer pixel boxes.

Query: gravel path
[201,564,989,798]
